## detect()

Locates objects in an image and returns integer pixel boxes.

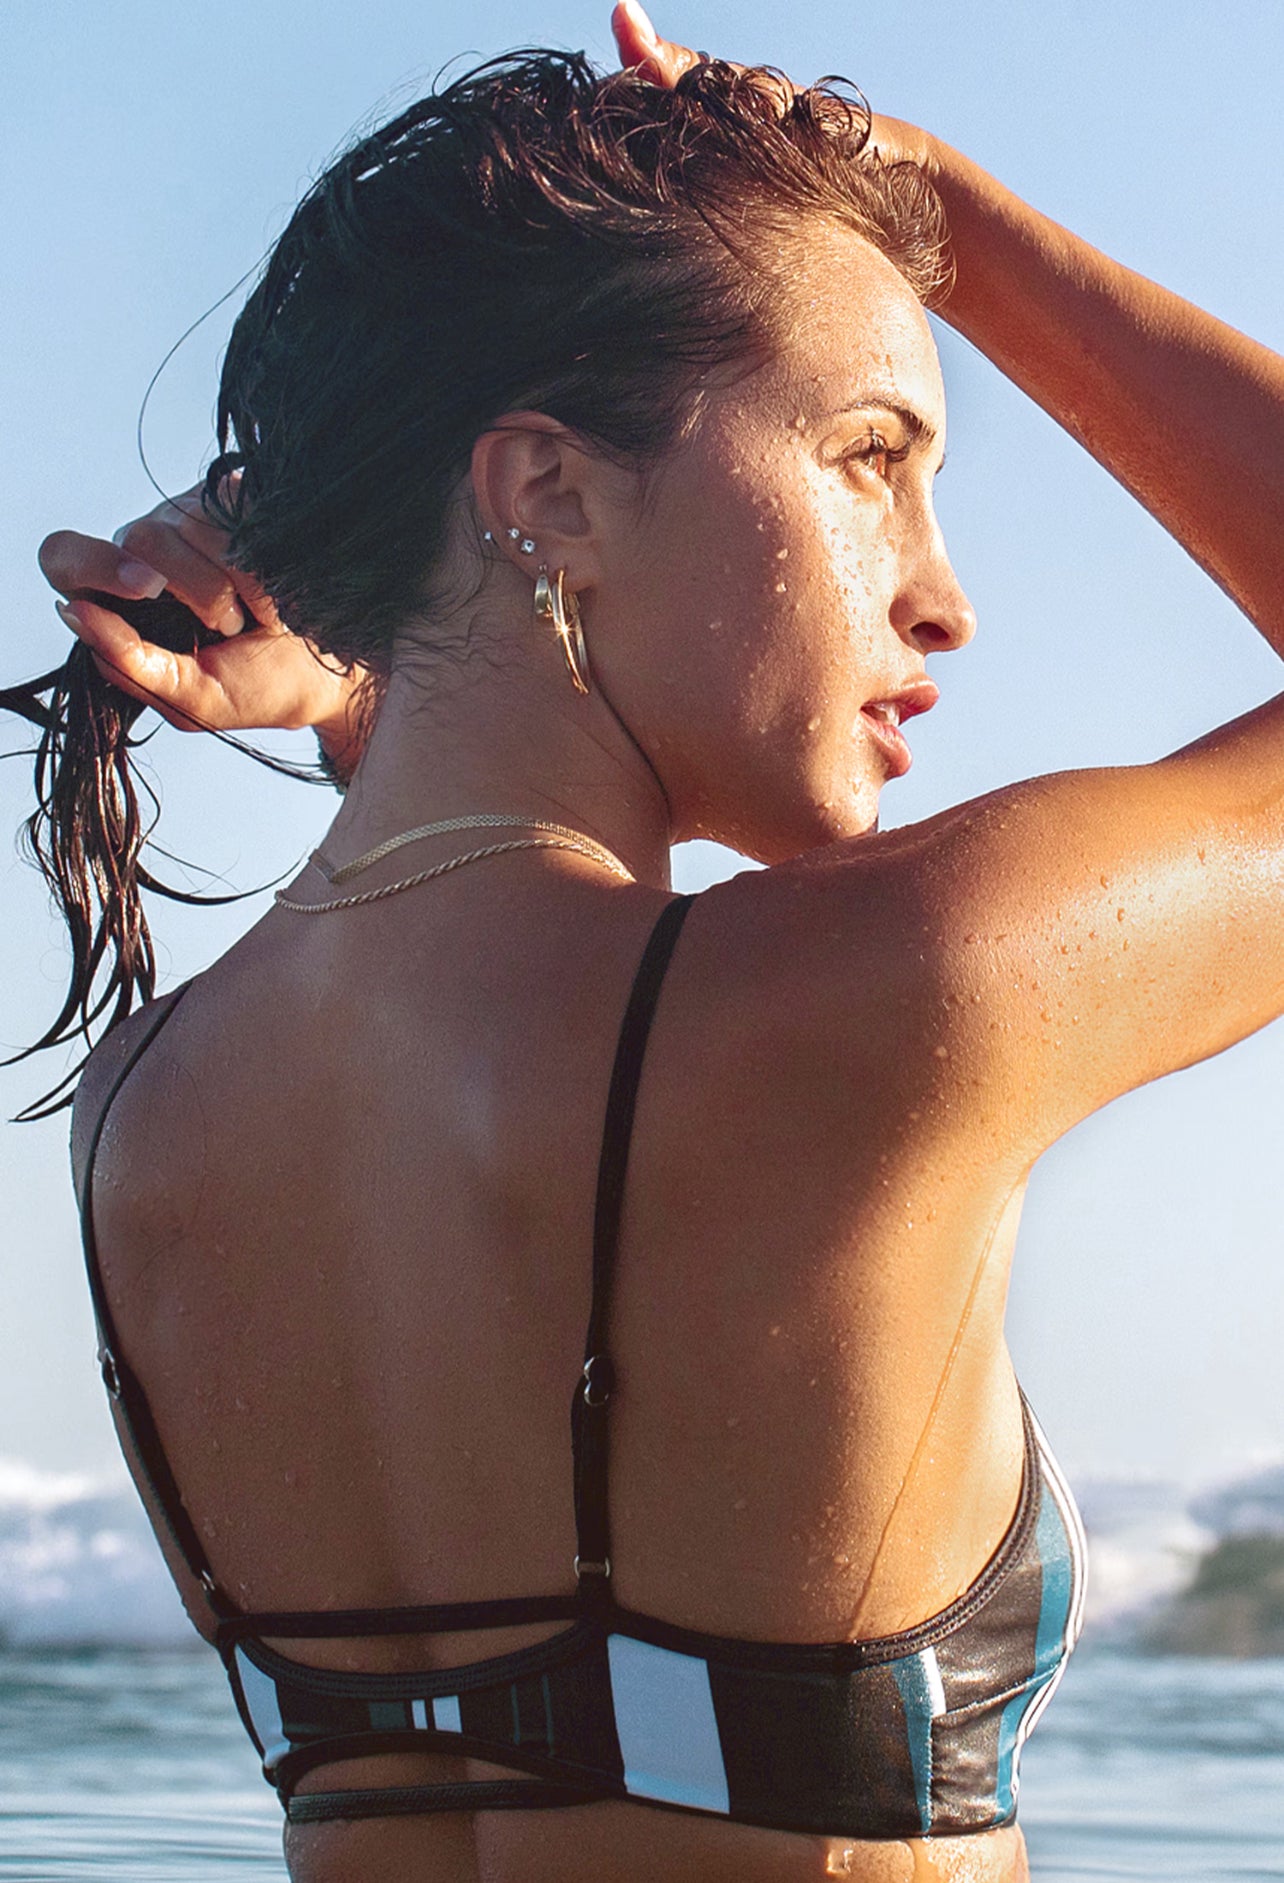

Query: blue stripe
[607,1634,730,1814]
[234,1651,290,1767]
[995,1487,1075,1817]
[891,1650,941,1832]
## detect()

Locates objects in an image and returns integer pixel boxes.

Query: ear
[470,414,605,584]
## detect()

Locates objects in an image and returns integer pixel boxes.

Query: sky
[2,0,1283,1491]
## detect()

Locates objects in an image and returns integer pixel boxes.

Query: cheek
[655,465,811,707]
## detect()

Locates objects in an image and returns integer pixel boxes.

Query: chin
[680,766,883,863]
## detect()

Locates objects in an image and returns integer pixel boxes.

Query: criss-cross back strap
[572,894,696,1605]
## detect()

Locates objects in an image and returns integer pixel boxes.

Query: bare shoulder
[70,986,194,1202]
[679,729,1284,1166]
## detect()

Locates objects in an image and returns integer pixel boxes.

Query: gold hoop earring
[534,567,592,696]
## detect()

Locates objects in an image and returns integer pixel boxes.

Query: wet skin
[57,55,1284,1883]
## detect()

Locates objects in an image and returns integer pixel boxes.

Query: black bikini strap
[572,894,695,1605]
[77,984,234,1614]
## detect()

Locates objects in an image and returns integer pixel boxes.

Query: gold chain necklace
[274,814,633,915]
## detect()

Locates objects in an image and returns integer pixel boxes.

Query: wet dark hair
[4,49,948,1112]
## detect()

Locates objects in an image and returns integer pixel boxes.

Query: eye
[837,432,910,484]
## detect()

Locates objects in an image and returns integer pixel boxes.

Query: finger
[39,529,165,604]
[111,516,246,637]
[611,1,700,84]
[53,596,211,729]
[122,489,282,633]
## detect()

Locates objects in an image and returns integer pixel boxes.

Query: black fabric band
[573,895,695,1596]
[216,1591,582,1650]
[286,1778,603,1822]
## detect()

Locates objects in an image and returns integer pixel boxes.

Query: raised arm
[38,491,367,784]
[897,124,1284,652]
[617,3,1284,658]
[617,6,1284,1159]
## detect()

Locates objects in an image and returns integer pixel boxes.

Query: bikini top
[78,892,1087,1842]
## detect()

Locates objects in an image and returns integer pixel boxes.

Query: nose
[890,524,976,656]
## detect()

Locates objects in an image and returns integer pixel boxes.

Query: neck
[328,638,674,892]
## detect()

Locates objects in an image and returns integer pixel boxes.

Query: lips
[858,678,940,777]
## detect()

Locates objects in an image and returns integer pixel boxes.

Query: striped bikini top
[78,892,1087,1841]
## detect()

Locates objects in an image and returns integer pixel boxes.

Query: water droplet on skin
[1116,907,1125,922]
[832,1552,851,1568]
[234,1396,248,1413]
[807,715,822,732]
[1100,874,1111,888]
[933,1044,950,1060]
[793,413,808,430]
[769,1325,781,1337]
[774,581,788,593]
[734,1496,747,1511]
[776,546,789,559]
[726,1414,740,1427]
[963,931,979,944]
[284,1469,296,1487]
[1040,1009,1052,1023]
[907,1109,921,1122]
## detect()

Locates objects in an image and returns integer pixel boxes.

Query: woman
[19,4,1284,1878]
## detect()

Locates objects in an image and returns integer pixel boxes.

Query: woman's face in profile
[598,222,975,863]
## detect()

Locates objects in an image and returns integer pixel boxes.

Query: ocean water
[3,1645,1283,1881]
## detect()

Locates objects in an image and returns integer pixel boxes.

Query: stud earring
[520,538,536,556]
[534,566,591,696]
[507,527,522,541]
[482,529,495,543]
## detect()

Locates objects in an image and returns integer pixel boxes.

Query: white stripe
[411,1698,429,1730]
[921,1644,947,1717]
[1015,1405,1090,1750]
[432,1694,462,1733]
[235,1650,290,1766]
[607,1635,729,1814]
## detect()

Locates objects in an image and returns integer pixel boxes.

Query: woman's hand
[609,3,936,173]
[610,0,701,86]
[38,488,366,773]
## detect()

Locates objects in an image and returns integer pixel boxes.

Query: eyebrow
[833,394,941,456]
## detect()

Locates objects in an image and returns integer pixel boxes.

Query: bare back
[75,856,1039,1882]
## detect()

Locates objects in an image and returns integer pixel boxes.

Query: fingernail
[116,559,167,599]
[213,601,244,636]
[55,599,86,634]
